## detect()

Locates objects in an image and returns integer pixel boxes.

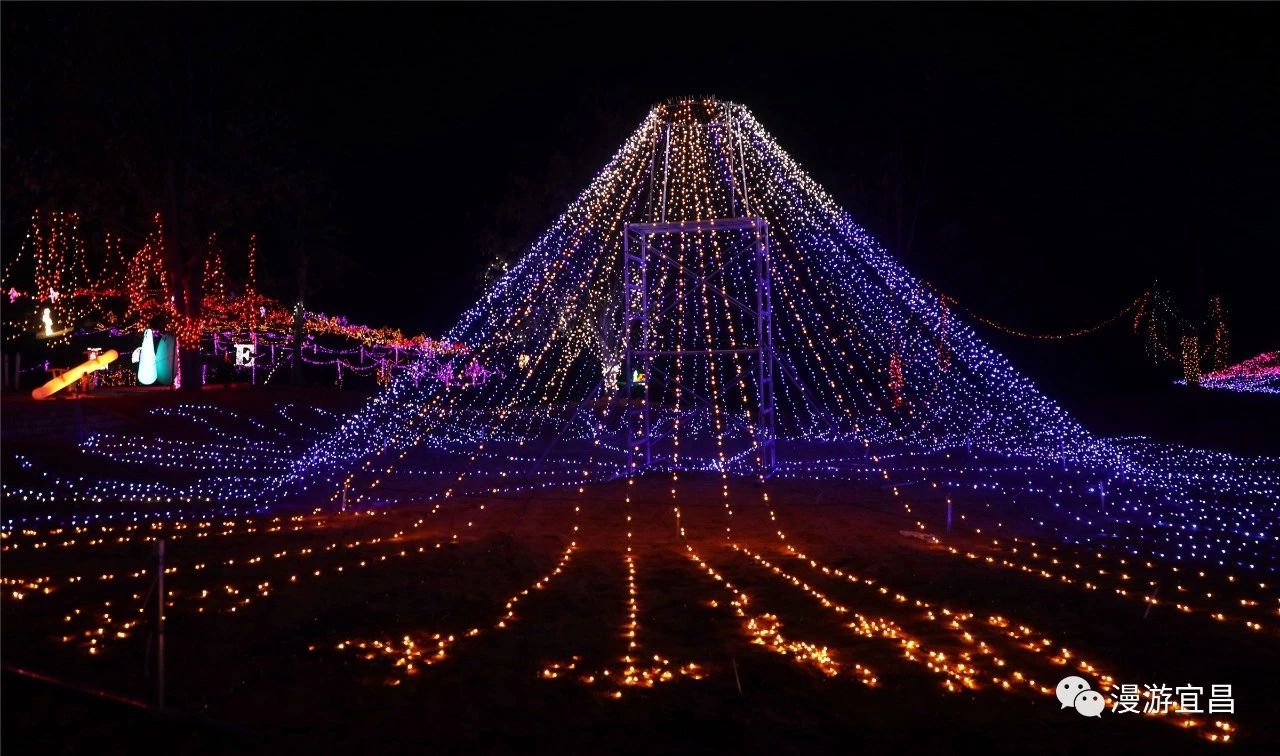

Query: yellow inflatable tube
[31,349,119,400]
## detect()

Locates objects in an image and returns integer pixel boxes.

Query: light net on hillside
[286,99,1270,513]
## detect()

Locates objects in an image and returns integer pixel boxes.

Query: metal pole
[755,222,776,475]
[640,235,651,467]
[623,228,634,470]
[735,112,752,216]
[713,120,741,219]
[157,539,165,710]
[660,124,672,222]
[644,120,661,221]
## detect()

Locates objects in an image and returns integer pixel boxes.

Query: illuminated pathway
[6,476,1270,748]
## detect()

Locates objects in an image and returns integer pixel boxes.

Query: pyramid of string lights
[7,98,1275,548]
[284,97,1275,517]
[6,100,1277,739]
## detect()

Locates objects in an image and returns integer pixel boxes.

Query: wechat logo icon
[1056,675,1104,718]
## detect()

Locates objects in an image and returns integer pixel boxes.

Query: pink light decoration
[1192,351,1280,395]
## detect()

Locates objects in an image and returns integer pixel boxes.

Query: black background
[4,3,1277,399]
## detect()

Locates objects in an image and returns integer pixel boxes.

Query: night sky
[4,4,1276,399]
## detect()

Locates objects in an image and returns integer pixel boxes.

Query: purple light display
[4,98,1277,575]
[3,101,1275,742]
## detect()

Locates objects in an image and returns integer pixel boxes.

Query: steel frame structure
[621,217,777,477]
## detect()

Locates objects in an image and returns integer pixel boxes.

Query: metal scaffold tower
[621,216,777,478]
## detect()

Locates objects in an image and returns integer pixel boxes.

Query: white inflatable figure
[138,329,158,385]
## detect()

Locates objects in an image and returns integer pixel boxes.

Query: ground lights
[2,98,1273,745]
